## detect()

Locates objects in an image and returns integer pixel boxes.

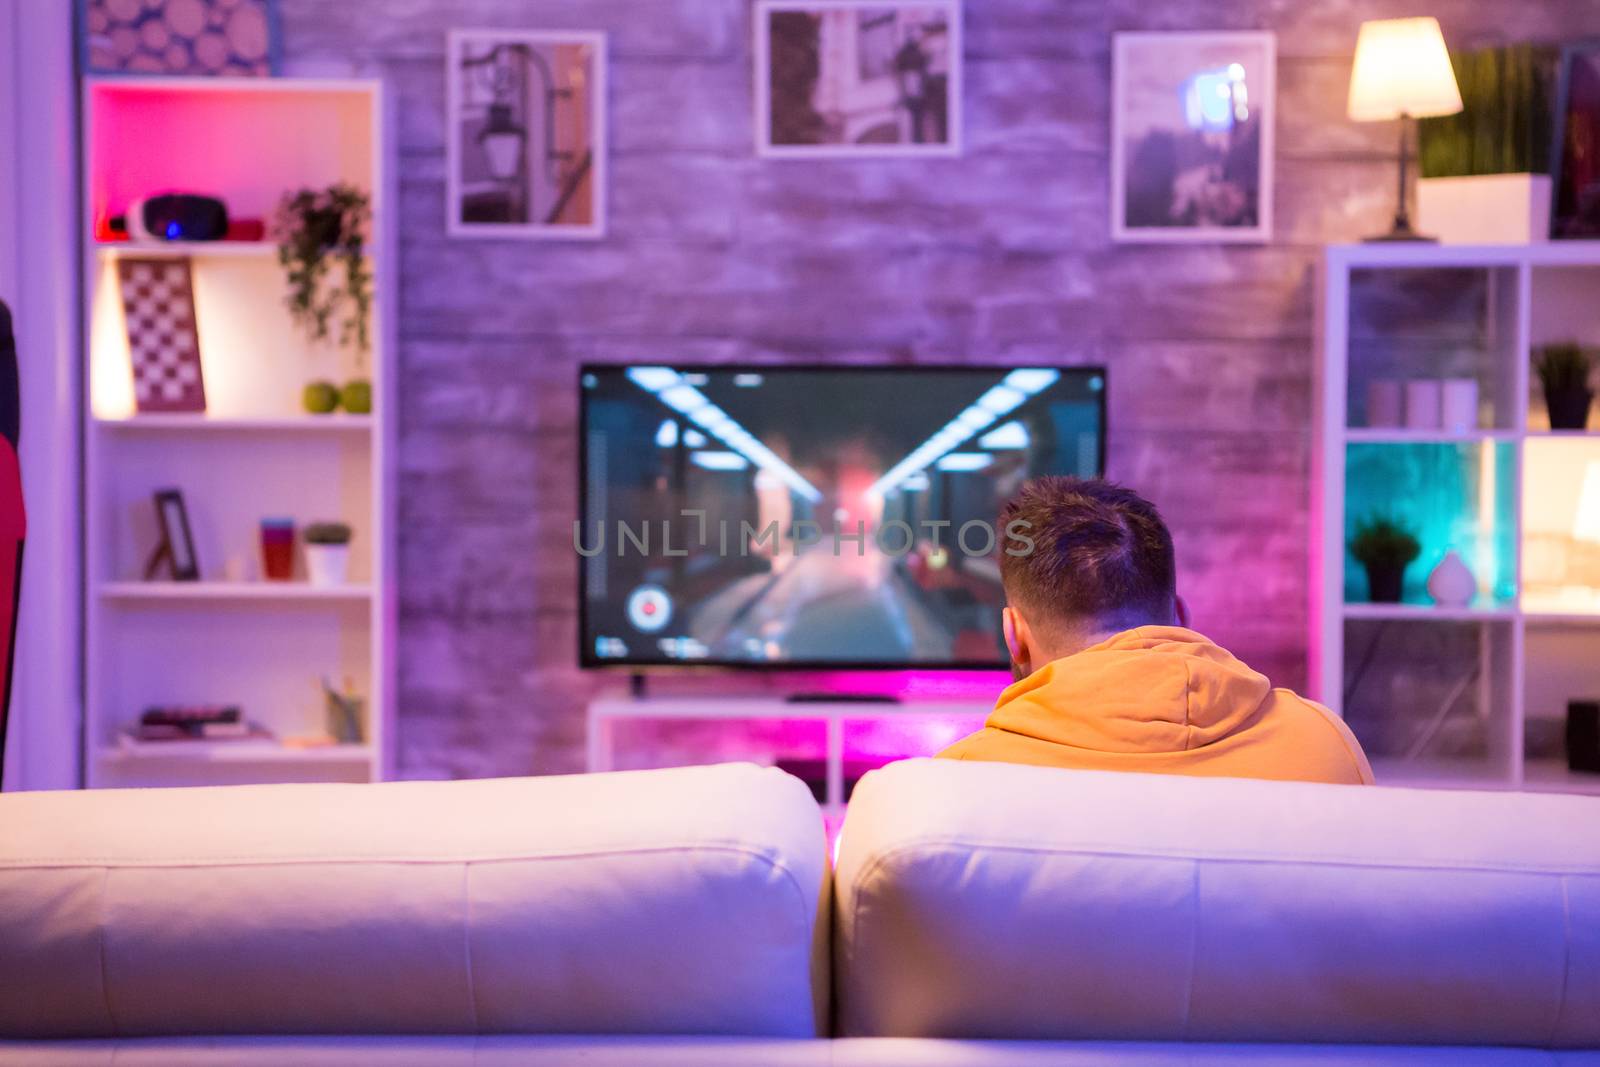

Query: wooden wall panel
[275,0,1600,777]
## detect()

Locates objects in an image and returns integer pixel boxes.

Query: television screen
[579,364,1106,668]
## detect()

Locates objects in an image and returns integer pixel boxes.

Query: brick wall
[277,0,1600,778]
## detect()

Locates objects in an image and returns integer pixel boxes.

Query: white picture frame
[1111,31,1275,243]
[446,29,607,240]
[754,0,963,159]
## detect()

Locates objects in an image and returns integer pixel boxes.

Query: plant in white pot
[1416,44,1558,243]
[303,522,353,588]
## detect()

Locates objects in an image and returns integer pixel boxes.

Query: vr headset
[110,193,229,242]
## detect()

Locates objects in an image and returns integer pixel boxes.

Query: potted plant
[302,522,353,587]
[1416,44,1557,243]
[273,184,373,414]
[1534,342,1595,430]
[1350,515,1421,604]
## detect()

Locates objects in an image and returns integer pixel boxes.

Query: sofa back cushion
[0,764,827,1039]
[835,759,1600,1047]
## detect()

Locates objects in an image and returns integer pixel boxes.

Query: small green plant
[1349,516,1421,570]
[1534,342,1596,394]
[1418,44,1557,178]
[273,184,372,355]
[303,522,352,546]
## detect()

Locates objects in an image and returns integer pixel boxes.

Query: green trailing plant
[1418,44,1557,178]
[1349,516,1421,571]
[273,184,372,356]
[303,521,353,546]
[1534,341,1596,394]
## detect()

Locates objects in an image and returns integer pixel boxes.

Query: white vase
[1426,550,1477,608]
[1440,378,1479,433]
[1416,174,1552,245]
[1366,379,1404,429]
[1404,380,1442,430]
[304,544,350,587]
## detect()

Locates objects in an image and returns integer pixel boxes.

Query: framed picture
[79,0,281,76]
[150,489,200,582]
[117,257,207,414]
[1111,32,1275,243]
[446,29,607,239]
[1551,40,1600,239]
[755,0,962,158]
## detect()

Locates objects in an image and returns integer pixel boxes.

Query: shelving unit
[1314,242,1600,794]
[82,77,395,788]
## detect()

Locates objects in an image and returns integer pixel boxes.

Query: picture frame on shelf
[117,257,207,414]
[754,0,963,159]
[1551,39,1600,239]
[146,488,200,582]
[78,0,282,77]
[445,29,608,240]
[1111,31,1276,243]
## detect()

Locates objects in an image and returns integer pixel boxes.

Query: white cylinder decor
[1366,379,1404,428]
[1440,378,1480,432]
[1404,380,1443,430]
[305,544,351,588]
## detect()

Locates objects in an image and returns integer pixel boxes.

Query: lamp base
[1364,219,1438,243]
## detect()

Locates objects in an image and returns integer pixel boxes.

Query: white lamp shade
[1575,461,1600,544]
[1347,17,1464,122]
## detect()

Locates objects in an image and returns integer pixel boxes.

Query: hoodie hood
[987,626,1273,754]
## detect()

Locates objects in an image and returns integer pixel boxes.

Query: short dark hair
[999,476,1176,632]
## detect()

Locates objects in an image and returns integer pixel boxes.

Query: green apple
[303,380,339,415]
[341,379,373,415]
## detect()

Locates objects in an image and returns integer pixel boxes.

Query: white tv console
[586,695,991,817]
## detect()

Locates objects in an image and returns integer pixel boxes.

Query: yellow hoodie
[939,626,1373,786]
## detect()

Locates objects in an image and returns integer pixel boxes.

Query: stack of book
[124,706,270,743]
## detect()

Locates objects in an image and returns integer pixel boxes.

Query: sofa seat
[836,759,1600,1049]
[0,764,828,1041]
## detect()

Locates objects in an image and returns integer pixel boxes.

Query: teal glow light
[1344,442,1517,605]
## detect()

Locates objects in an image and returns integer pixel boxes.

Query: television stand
[586,693,991,818]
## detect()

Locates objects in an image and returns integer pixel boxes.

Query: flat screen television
[579,364,1106,669]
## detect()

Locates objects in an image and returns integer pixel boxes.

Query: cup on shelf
[1366,379,1404,428]
[1404,380,1443,430]
[1440,378,1480,433]
[260,519,295,582]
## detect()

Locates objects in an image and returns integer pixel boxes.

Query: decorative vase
[1404,380,1442,430]
[1545,385,1594,431]
[1439,379,1479,432]
[1426,550,1476,608]
[304,544,350,587]
[1363,561,1407,603]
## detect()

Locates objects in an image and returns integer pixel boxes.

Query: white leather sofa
[2,759,1598,1065]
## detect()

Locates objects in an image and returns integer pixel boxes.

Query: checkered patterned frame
[117,257,206,414]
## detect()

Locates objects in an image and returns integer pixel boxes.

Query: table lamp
[1347,17,1463,241]
[1576,460,1600,546]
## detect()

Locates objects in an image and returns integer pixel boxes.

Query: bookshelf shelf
[1316,243,1600,796]
[1343,429,1516,445]
[95,414,374,434]
[1340,601,1517,622]
[98,741,374,765]
[83,77,395,790]
[94,240,277,259]
[99,581,374,603]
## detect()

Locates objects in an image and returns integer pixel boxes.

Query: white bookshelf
[1314,242,1600,793]
[82,77,396,788]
